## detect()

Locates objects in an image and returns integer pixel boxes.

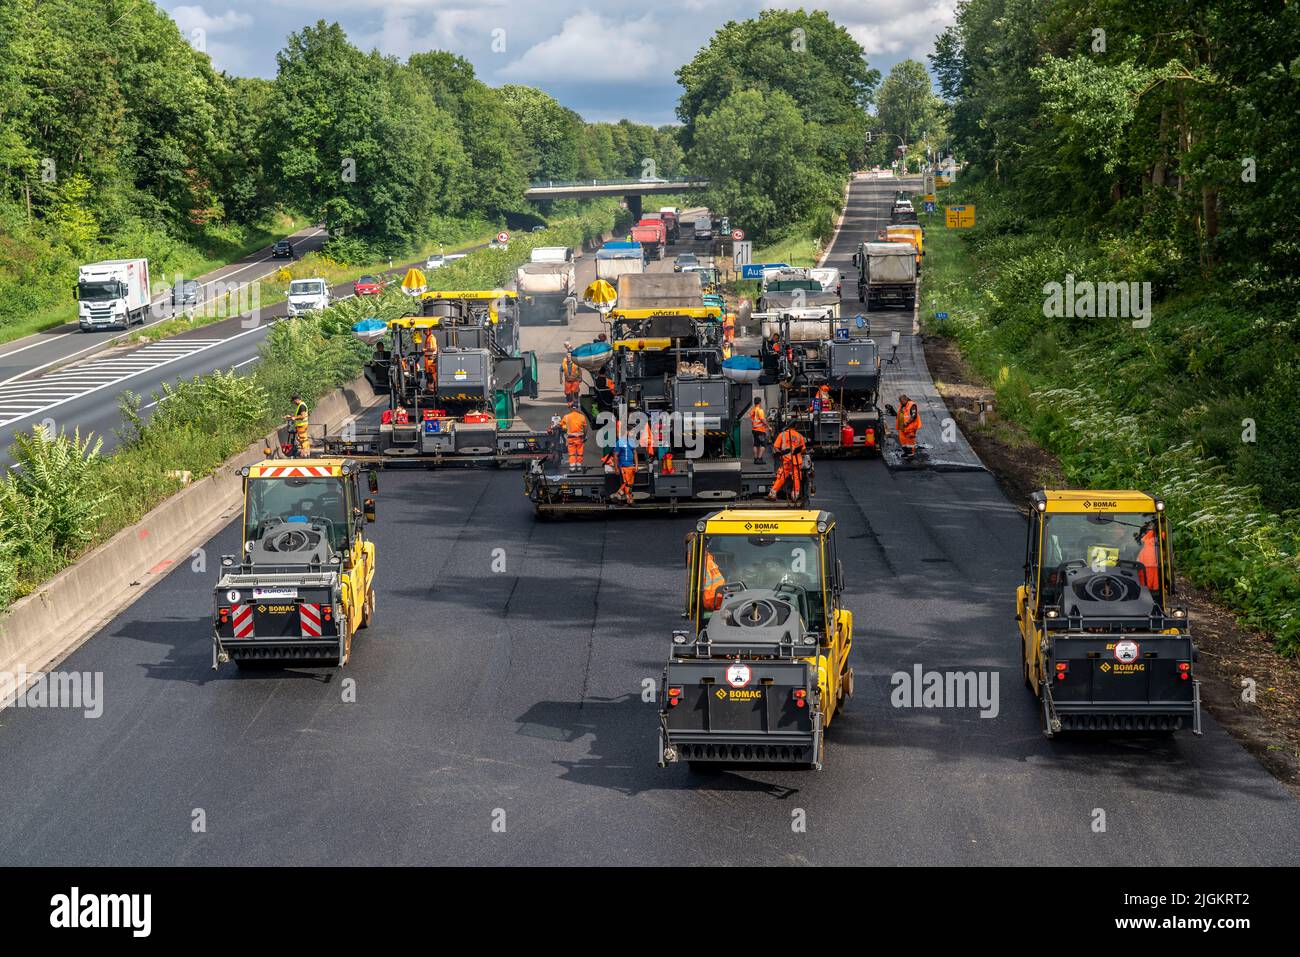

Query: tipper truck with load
[630,219,668,260]
[75,259,151,330]
[659,508,854,770]
[213,458,377,670]
[852,242,917,311]
[516,248,577,326]
[595,243,645,282]
[659,207,680,244]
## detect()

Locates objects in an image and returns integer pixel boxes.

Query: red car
[353,275,385,296]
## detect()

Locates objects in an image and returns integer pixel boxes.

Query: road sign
[731,228,745,241]
[924,172,936,196]
[935,312,949,320]
[944,205,975,228]
[496,231,510,244]
[733,241,752,266]
[740,262,789,280]
[923,201,936,213]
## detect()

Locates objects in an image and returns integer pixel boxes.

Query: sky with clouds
[165,0,956,125]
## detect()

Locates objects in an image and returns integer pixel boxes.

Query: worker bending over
[768,424,807,501]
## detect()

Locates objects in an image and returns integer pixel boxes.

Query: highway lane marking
[0,330,269,428]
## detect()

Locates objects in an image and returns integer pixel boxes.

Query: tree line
[0,2,681,290]
[673,10,878,243]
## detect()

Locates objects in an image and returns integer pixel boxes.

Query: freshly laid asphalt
[0,179,1296,865]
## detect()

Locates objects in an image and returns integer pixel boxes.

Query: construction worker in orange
[809,383,833,412]
[421,332,438,390]
[896,393,921,458]
[748,396,769,464]
[768,424,808,501]
[702,550,726,610]
[559,402,588,471]
[1137,525,1160,591]
[560,347,583,406]
[612,428,639,504]
[722,311,736,344]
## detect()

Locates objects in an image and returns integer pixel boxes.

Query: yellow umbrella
[583,279,617,314]
[401,267,427,296]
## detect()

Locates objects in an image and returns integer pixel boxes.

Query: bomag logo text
[745,522,781,532]
[1084,499,1119,509]
[716,689,763,701]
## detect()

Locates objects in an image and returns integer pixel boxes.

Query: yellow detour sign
[945,205,975,228]
[401,268,427,296]
[583,279,617,314]
[935,177,951,188]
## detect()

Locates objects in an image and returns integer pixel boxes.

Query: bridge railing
[526,178,709,189]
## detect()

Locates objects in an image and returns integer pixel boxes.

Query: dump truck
[213,458,377,670]
[524,306,808,515]
[886,224,924,274]
[758,270,842,317]
[658,508,854,770]
[516,256,577,326]
[595,244,645,282]
[659,207,680,244]
[319,291,545,466]
[630,219,667,260]
[757,311,883,456]
[852,242,917,310]
[1019,489,1201,736]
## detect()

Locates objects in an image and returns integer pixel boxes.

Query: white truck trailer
[75,259,151,330]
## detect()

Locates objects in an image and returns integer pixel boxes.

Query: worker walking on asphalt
[612,427,638,505]
[561,348,583,406]
[749,396,769,464]
[896,393,921,459]
[768,424,807,501]
[559,403,588,471]
[286,394,311,457]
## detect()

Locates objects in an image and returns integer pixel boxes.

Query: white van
[287,278,330,316]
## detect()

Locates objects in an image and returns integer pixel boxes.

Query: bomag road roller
[658,508,854,770]
[1019,489,1201,736]
[213,458,377,670]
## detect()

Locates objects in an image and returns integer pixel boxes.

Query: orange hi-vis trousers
[566,434,585,468]
[772,454,801,497]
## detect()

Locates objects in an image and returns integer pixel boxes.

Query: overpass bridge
[525,177,708,219]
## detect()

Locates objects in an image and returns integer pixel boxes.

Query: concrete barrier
[0,373,381,702]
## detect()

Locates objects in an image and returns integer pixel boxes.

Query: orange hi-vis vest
[773,427,806,457]
[561,355,582,383]
[703,552,725,609]
[560,410,587,438]
[749,405,768,433]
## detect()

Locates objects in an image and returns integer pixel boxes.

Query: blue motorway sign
[740,262,790,280]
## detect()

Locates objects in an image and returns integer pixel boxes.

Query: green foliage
[0,428,106,564]
[919,191,1300,654]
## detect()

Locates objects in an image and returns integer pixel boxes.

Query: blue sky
[164,1,955,125]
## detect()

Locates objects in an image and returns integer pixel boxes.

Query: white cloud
[171,4,254,34]
[497,12,672,84]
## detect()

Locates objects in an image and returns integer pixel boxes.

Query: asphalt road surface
[1,179,1296,865]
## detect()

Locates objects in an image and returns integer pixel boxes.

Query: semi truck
[319,291,546,467]
[75,259,151,330]
[852,242,917,310]
[630,219,668,260]
[658,508,854,770]
[212,458,377,670]
[1019,489,1202,736]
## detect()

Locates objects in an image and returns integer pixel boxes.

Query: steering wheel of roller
[731,597,783,628]
[267,528,313,553]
